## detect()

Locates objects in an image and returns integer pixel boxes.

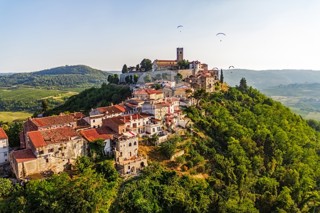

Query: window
[93,119,95,123]
[129,143,132,147]
[4,152,7,157]
[46,158,49,163]
[134,142,137,146]
[48,148,54,153]
[39,150,44,155]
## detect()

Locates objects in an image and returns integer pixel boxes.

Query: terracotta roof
[104,113,146,126]
[28,131,46,148]
[11,149,36,163]
[0,128,8,139]
[145,89,163,95]
[97,105,125,114]
[30,115,75,128]
[133,89,163,95]
[28,127,79,148]
[133,89,148,95]
[80,128,113,142]
[70,112,85,119]
[106,117,125,125]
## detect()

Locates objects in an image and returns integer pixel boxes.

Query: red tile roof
[80,128,113,142]
[30,114,75,127]
[28,131,46,148]
[133,89,163,95]
[28,127,79,148]
[145,89,163,95]
[0,127,8,139]
[104,113,147,126]
[97,105,126,114]
[11,149,36,163]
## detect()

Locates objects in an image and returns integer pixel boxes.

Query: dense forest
[1,83,320,212]
[0,65,111,88]
[45,83,132,115]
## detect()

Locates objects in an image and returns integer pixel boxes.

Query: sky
[1,0,320,72]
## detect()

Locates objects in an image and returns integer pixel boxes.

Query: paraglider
[177,25,183,32]
[229,65,234,69]
[216,32,226,42]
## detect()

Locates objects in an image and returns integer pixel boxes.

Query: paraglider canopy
[177,25,183,32]
[216,32,226,42]
[229,65,234,69]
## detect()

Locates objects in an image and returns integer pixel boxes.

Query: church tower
[176,47,183,62]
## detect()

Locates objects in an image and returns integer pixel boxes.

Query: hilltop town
[1,48,224,180]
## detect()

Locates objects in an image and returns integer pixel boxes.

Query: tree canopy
[140,59,153,72]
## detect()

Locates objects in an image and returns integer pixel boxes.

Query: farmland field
[0,86,80,113]
[0,111,32,123]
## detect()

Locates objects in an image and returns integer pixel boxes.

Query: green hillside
[2,85,320,212]
[0,65,110,88]
[45,83,132,115]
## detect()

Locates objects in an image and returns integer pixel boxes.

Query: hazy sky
[1,0,320,72]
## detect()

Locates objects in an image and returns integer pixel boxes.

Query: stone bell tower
[176,47,183,62]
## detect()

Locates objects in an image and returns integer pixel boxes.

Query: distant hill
[224,69,320,89]
[0,65,112,88]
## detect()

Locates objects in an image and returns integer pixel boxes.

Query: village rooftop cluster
[0,48,222,180]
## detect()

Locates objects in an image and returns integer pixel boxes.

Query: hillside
[3,86,320,212]
[224,69,320,89]
[45,83,132,115]
[111,85,320,212]
[0,65,111,88]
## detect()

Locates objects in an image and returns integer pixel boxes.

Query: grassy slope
[0,111,32,122]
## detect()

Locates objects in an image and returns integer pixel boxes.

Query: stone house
[89,105,126,128]
[145,118,162,136]
[80,128,113,155]
[0,128,9,165]
[20,113,84,149]
[142,101,170,120]
[185,70,219,93]
[103,114,152,135]
[10,127,86,180]
[123,99,144,114]
[133,89,164,101]
[114,133,147,175]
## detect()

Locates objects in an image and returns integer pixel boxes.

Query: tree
[3,122,23,147]
[239,77,248,91]
[121,64,128,73]
[125,76,131,84]
[96,160,119,182]
[41,99,49,112]
[159,139,177,159]
[0,178,12,198]
[133,74,139,83]
[177,59,189,69]
[140,59,152,72]
[108,74,120,84]
[152,84,161,90]
[136,64,140,72]
[176,73,183,82]
[220,69,224,83]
